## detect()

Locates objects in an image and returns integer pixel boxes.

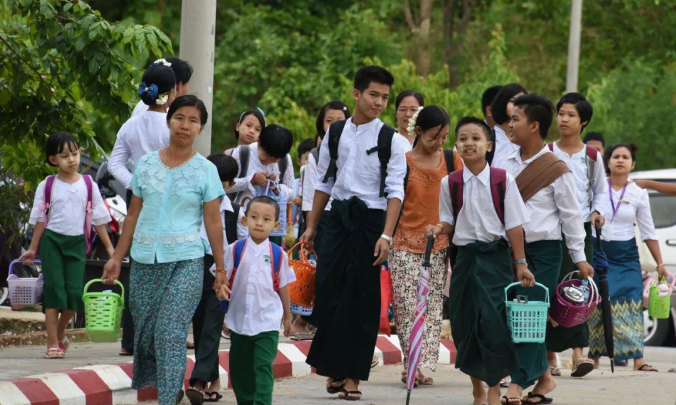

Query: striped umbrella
[406,232,435,405]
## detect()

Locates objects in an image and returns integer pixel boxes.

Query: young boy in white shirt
[427,117,534,405]
[223,196,294,405]
[494,93,594,405]
[546,93,608,378]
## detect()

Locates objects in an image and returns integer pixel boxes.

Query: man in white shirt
[131,58,193,117]
[546,93,608,378]
[300,66,409,401]
[494,93,594,405]
[490,83,528,168]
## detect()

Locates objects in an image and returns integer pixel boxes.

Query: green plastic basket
[648,278,673,319]
[83,279,124,343]
[505,282,549,344]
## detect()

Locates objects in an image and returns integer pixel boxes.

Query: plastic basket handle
[659,272,676,288]
[561,271,600,307]
[84,278,125,301]
[504,281,549,304]
[288,242,317,263]
[9,259,42,277]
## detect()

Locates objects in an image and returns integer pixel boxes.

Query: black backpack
[321,120,397,198]
[224,205,239,244]
[229,145,289,202]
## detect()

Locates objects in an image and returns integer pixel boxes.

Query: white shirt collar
[462,162,491,185]
[348,116,380,131]
[511,145,550,165]
[247,235,270,250]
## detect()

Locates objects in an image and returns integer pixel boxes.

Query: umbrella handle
[423,231,434,266]
[594,219,602,251]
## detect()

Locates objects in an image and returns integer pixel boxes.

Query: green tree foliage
[0,0,173,190]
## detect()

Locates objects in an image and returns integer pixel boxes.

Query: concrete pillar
[566,0,583,93]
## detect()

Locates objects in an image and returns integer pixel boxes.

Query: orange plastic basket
[288,242,317,308]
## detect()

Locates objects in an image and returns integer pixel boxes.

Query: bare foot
[501,383,522,404]
[634,358,658,372]
[523,371,556,404]
[592,357,600,369]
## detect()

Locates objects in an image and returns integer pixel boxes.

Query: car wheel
[643,309,670,346]
[0,287,8,306]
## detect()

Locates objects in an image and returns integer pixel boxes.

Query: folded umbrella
[594,220,614,373]
[406,232,435,405]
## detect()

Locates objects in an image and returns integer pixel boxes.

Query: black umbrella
[594,220,614,373]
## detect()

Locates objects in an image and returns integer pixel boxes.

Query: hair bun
[628,142,639,153]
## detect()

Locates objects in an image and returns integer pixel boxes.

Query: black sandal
[501,395,521,404]
[521,392,553,404]
[185,387,204,405]
[326,378,346,394]
[203,391,223,402]
[638,364,658,372]
[338,389,362,401]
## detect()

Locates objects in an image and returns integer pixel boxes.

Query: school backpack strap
[42,175,57,229]
[269,242,283,292]
[489,167,507,226]
[224,205,239,245]
[322,120,347,184]
[585,145,598,210]
[547,142,554,152]
[238,145,251,178]
[82,175,94,256]
[366,124,396,197]
[448,169,464,223]
[443,149,455,174]
[310,146,320,165]
[231,239,248,286]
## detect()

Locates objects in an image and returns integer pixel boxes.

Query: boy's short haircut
[481,85,503,117]
[165,58,194,85]
[207,153,239,183]
[259,124,293,159]
[455,116,492,140]
[583,131,605,146]
[46,131,80,166]
[354,65,395,92]
[246,196,280,221]
[297,139,316,158]
[491,83,528,125]
[556,92,593,131]
[513,93,555,140]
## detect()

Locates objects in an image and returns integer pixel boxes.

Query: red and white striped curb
[0,336,456,405]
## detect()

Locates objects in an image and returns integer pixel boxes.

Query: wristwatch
[380,234,393,244]
[513,258,527,266]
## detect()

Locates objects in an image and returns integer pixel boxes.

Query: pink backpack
[41,175,95,256]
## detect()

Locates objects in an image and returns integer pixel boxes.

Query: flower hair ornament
[406,106,425,135]
[152,58,172,68]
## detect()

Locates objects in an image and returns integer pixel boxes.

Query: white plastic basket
[7,259,44,306]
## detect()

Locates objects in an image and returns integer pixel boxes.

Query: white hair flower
[153,58,172,68]
[406,106,425,135]
[155,94,169,105]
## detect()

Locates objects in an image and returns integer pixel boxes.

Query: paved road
[124,347,676,405]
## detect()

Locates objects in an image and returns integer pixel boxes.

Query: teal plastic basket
[505,282,549,344]
[83,279,124,343]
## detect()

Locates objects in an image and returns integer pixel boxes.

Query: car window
[647,193,676,229]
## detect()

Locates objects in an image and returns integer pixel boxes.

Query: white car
[629,169,676,346]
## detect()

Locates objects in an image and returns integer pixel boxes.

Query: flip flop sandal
[186,340,195,350]
[548,366,561,377]
[400,373,418,387]
[571,360,594,377]
[637,364,658,372]
[44,347,65,359]
[185,387,204,405]
[290,332,314,341]
[338,389,362,401]
[203,392,223,402]
[521,392,553,404]
[501,395,521,404]
[119,348,134,356]
[371,358,380,368]
[416,376,434,385]
[59,335,70,353]
[326,378,347,394]
[176,389,184,405]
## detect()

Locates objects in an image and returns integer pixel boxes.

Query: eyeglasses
[397,107,419,115]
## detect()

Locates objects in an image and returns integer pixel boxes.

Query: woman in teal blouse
[103,95,229,405]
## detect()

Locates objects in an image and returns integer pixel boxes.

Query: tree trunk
[417,0,434,77]
[443,0,473,87]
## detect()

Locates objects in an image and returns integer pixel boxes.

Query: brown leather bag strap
[515,152,571,202]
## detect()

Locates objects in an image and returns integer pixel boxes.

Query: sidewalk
[0,334,457,405]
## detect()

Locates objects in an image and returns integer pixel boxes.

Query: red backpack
[42,174,95,256]
[447,167,508,225]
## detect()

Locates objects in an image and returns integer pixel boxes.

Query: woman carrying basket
[102,95,230,405]
[589,143,666,372]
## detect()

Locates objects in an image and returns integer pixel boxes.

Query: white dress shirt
[302,152,333,212]
[108,111,169,189]
[494,146,587,263]
[131,100,149,117]
[439,163,530,246]
[593,181,658,241]
[491,126,519,168]
[199,196,234,257]
[549,142,608,222]
[315,117,410,210]
[226,143,295,205]
[224,237,296,336]
[30,176,112,235]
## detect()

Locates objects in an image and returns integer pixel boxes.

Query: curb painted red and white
[0,336,456,405]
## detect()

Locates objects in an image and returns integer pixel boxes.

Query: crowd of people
[18,56,672,405]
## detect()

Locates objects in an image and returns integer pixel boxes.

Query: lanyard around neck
[608,178,628,222]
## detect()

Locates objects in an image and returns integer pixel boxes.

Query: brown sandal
[637,364,658,372]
